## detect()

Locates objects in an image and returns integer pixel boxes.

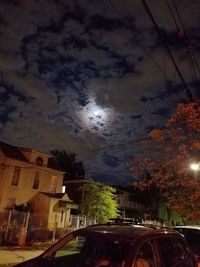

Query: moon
[78,98,114,133]
[94,110,100,116]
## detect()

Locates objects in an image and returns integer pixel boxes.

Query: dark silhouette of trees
[50,149,85,181]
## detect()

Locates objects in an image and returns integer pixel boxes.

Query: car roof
[174,225,200,230]
[77,224,181,241]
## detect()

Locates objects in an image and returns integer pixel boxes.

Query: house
[0,141,76,232]
[29,192,78,231]
[63,179,145,220]
[115,187,144,219]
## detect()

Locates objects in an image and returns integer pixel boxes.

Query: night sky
[0,0,199,185]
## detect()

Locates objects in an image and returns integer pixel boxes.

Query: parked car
[174,225,200,256]
[15,223,199,267]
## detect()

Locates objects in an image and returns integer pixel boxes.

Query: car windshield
[43,232,133,267]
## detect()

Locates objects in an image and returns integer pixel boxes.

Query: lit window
[33,171,40,190]
[50,175,58,193]
[62,186,66,193]
[11,166,21,186]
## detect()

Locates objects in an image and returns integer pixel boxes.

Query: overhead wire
[173,0,200,75]
[80,136,150,160]
[106,0,170,81]
[164,0,180,33]
[142,0,193,102]
[169,0,200,80]
[106,0,195,103]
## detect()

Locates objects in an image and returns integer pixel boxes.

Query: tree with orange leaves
[129,101,200,222]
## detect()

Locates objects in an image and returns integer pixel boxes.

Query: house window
[50,175,58,193]
[11,166,21,186]
[36,157,43,166]
[33,171,40,190]
[7,198,16,209]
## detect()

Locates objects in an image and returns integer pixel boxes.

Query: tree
[80,181,118,223]
[50,149,85,181]
[129,101,200,221]
[157,199,183,225]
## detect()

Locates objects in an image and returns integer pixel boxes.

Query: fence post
[25,211,30,230]
[18,211,30,246]
[76,216,79,229]
[4,210,12,241]
[52,214,57,242]
[83,215,86,227]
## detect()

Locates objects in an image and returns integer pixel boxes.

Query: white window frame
[50,175,58,193]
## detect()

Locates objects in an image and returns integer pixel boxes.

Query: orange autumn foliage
[149,129,164,140]
[129,101,200,219]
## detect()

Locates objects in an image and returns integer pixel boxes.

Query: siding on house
[0,141,64,211]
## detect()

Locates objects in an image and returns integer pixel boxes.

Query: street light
[190,163,200,181]
[190,163,200,171]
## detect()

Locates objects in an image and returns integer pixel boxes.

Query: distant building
[0,141,76,230]
[63,179,145,219]
[115,187,144,219]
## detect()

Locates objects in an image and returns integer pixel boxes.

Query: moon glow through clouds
[0,0,199,185]
[79,98,114,135]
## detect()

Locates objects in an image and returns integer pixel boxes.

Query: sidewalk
[0,248,44,266]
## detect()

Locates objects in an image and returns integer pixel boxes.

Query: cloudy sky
[0,0,199,185]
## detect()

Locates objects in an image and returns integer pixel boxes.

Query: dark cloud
[0,0,199,184]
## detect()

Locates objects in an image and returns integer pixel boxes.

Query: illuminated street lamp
[190,163,200,180]
[190,163,200,171]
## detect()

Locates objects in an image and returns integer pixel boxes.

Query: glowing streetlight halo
[190,163,200,171]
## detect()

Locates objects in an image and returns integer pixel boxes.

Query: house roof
[18,146,50,156]
[0,141,28,162]
[0,141,64,172]
[41,192,66,199]
[40,192,77,207]
[63,179,92,185]
[32,192,78,209]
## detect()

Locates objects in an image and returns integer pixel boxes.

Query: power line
[142,0,193,102]
[80,136,150,160]
[165,0,200,91]
[164,0,180,33]
[171,0,200,77]
[105,0,170,81]
[164,0,200,87]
